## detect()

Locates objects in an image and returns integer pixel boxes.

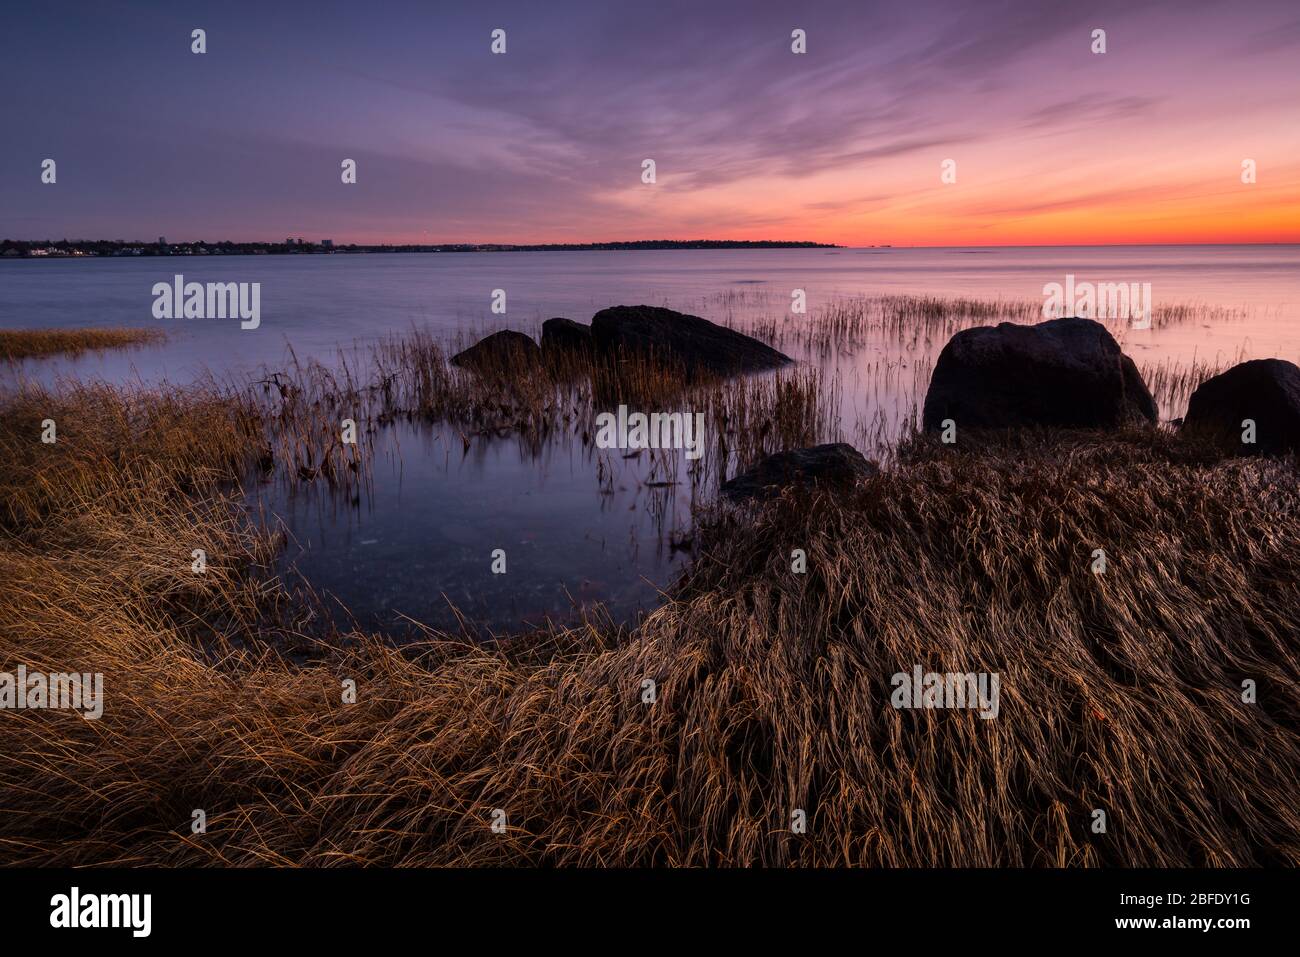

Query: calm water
[4,246,1298,632]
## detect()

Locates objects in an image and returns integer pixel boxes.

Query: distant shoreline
[0,239,840,259]
[5,240,1297,261]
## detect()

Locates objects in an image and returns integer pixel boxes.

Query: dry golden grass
[0,327,164,361]
[248,326,837,497]
[1,375,1297,866]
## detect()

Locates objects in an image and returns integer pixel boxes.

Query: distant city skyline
[3,0,1299,247]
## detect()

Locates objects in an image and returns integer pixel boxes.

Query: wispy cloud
[2,0,1297,244]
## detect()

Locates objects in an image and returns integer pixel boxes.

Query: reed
[0,327,164,361]
[1138,351,1249,420]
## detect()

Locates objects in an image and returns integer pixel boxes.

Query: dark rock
[921,317,1157,432]
[721,443,878,501]
[591,305,792,376]
[1182,358,1300,455]
[450,330,540,371]
[541,317,593,354]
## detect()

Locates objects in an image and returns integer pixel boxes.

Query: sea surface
[4,245,1298,633]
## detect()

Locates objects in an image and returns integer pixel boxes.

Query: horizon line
[6,238,1300,251]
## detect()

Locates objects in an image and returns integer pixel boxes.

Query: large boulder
[922,317,1156,432]
[541,317,592,354]
[1182,359,1300,455]
[721,443,878,501]
[450,330,540,371]
[591,305,791,376]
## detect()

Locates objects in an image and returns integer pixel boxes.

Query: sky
[2,0,1299,247]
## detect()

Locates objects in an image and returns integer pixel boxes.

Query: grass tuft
[0,327,164,361]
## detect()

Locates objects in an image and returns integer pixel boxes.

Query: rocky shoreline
[454,307,1300,501]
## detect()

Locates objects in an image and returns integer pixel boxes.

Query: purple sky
[3,0,1298,245]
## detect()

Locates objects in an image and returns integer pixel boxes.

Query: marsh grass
[2,299,1297,867]
[254,324,840,502]
[224,294,1256,504]
[729,293,1243,354]
[1149,301,1250,330]
[2,378,1298,866]
[0,327,164,362]
[737,295,1043,356]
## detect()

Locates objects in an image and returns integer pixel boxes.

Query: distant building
[321,239,333,248]
[158,236,166,246]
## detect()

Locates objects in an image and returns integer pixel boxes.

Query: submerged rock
[541,317,593,354]
[1182,358,1300,455]
[721,443,878,501]
[450,330,541,371]
[591,305,791,376]
[922,317,1156,432]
